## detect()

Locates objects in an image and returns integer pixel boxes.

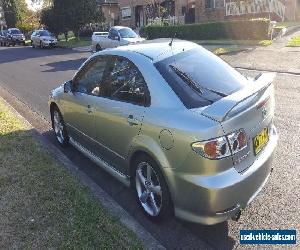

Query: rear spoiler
[201,73,276,122]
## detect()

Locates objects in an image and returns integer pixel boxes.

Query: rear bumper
[164,126,278,225]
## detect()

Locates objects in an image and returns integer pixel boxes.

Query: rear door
[92,55,150,174]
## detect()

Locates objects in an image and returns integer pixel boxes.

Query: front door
[62,56,108,148]
[92,56,151,174]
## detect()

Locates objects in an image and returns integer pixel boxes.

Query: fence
[147,15,185,26]
[226,0,285,21]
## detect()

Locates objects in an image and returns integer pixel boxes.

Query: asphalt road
[0,46,299,249]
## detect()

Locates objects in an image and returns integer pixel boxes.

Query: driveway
[0,45,299,249]
[221,30,300,74]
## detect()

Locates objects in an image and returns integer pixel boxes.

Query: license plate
[253,127,269,155]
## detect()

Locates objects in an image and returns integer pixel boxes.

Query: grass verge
[286,35,300,47]
[193,39,272,46]
[57,36,91,49]
[0,98,142,249]
[212,47,245,55]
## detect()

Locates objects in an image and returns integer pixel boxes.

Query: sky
[25,0,43,11]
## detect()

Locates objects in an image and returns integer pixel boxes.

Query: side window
[108,29,119,40]
[100,57,150,106]
[74,57,108,96]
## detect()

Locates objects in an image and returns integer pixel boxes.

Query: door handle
[86,105,93,114]
[127,115,139,126]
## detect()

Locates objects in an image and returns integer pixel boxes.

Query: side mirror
[64,80,72,93]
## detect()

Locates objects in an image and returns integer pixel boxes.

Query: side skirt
[69,137,130,187]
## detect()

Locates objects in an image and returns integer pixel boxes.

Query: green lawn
[57,36,91,48]
[193,39,272,46]
[0,98,142,249]
[286,35,300,47]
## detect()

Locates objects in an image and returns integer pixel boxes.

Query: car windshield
[118,28,138,38]
[1,30,8,35]
[155,48,249,109]
[10,29,22,34]
[39,31,52,36]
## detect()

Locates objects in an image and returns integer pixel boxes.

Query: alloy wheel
[53,110,65,144]
[135,162,163,217]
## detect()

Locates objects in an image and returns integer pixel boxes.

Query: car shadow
[41,58,86,72]
[0,46,88,64]
[42,128,237,249]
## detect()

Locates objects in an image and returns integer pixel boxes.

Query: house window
[205,0,224,8]
[121,7,132,20]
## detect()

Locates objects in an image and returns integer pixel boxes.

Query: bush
[140,19,270,40]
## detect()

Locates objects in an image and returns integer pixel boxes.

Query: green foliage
[140,19,271,40]
[2,0,31,28]
[41,0,104,38]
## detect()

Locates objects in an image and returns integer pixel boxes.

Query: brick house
[97,0,120,28]
[118,0,299,28]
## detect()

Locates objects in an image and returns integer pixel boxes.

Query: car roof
[111,39,200,62]
[111,26,131,31]
[8,28,20,30]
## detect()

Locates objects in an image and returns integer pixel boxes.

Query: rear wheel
[96,44,102,52]
[134,155,173,222]
[51,107,69,147]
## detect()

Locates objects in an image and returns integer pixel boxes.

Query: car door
[108,29,120,48]
[61,56,108,149]
[92,56,150,174]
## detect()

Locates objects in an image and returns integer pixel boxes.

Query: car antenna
[169,32,176,47]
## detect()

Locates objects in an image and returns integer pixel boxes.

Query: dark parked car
[7,28,26,46]
[0,30,13,46]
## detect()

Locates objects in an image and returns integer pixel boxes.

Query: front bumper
[164,127,278,225]
[43,41,57,47]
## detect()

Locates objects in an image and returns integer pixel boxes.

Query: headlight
[192,129,247,160]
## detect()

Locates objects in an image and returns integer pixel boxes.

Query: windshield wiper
[170,65,203,95]
[170,65,227,98]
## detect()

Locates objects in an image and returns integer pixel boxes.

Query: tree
[2,0,29,27]
[41,0,103,38]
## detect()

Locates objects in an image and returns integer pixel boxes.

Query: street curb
[0,95,165,250]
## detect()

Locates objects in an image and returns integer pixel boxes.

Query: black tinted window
[155,48,248,109]
[74,57,108,96]
[100,56,150,106]
[108,29,119,39]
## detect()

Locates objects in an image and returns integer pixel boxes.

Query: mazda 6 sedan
[48,39,278,225]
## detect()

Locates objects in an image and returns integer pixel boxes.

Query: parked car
[7,28,26,46]
[91,26,144,52]
[31,30,57,48]
[49,40,278,225]
[0,30,14,46]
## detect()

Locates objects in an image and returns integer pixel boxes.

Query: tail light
[192,129,247,160]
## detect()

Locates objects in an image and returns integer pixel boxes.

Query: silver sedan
[49,39,278,225]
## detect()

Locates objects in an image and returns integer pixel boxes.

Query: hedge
[140,19,270,40]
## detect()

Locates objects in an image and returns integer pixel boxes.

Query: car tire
[22,41,26,46]
[96,44,102,52]
[31,41,35,48]
[133,154,173,222]
[40,41,43,49]
[12,42,15,46]
[51,107,69,147]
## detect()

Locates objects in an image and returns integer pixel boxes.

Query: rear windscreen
[155,48,248,109]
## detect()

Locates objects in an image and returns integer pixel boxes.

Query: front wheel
[134,155,173,222]
[51,108,69,147]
